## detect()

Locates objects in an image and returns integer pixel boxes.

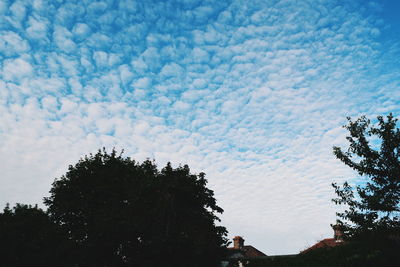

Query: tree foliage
[44,148,228,267]
[332,114,400,237]
[0,203,72,267]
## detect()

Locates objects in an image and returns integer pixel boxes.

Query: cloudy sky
[1,0,399,255]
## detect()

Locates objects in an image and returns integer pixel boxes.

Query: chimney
[333,224,344,242]
[233,236,245,249]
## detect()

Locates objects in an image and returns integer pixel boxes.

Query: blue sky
[0,0,399,255]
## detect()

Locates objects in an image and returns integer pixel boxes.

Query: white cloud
[10,0,26,22]
[141,47,162,71]
[132,77,152,90]
[0,31,30,56]
[26,15,48,40]
[72,23,92,40]
[59,97,78,114]
[190,47,210,63]
[119,64,135,86]
[2,57,33,81]
[131,58,148,75]
[68,77,83,95]
[53,26,77,53]
[87,33,112,49]
[192,5,214,24]
[30,77,67,94]
[93,51,108,68]
[87,1,108,15]
[160,62,184,78]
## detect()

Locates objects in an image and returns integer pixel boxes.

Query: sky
[0,0,399,255]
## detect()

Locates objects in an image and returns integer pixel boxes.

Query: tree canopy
[44,148,228,267]
[332,114,400,237]
[0,203,72,267]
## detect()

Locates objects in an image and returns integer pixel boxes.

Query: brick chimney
[333,224,344,242]
[233,236,245,249]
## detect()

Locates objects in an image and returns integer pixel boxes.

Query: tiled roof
[242,245,267,257]
[227,245,267,258]
[301,238,343,254]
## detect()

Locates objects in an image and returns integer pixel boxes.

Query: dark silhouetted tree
[332,114,400,238]
[0,203,72,267]
[44,148,228,267]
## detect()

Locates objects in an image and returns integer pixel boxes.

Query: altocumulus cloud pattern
[0,0,399,254]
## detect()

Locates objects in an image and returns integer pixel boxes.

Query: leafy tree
[44,148,228,267]
[0,203,72,267]
[332,114,400,237]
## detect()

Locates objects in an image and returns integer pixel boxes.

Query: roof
[301,238,343,254]
[242,245,267,257]
[227,245,267,258]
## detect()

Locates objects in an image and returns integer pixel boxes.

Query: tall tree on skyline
[44,148,228,267]
[332,114,400,237]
